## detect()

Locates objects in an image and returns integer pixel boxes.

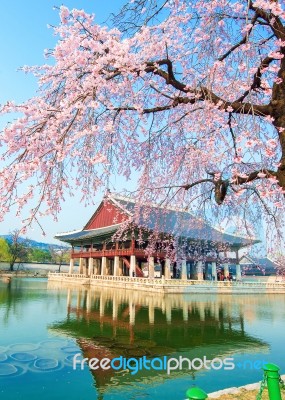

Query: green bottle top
[263,363,280,373]
[186,387,208,400]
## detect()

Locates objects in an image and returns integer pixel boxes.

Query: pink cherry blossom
[0,1,284,248]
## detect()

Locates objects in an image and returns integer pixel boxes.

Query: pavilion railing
[71,248,165,258]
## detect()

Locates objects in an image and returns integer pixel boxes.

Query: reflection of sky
[0,279,285,399]
[243,314,285,369]
[0,280,93,399]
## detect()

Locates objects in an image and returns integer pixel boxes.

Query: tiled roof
[55,194,260,248]
[110,195,259,248]
[55,224,120,243]
[240,255,278,270]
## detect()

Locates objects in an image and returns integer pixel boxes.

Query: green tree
[0,238,10,262]
[28,248,52,263]
[49,247,70,272]
[6,231,29,271]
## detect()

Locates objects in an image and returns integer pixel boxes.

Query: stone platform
[48,273,285,294]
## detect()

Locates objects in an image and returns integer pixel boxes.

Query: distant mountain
[0,235,68,250]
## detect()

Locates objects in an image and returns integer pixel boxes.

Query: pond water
[0,278,284,400]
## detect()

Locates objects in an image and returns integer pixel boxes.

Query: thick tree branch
[112,104,175,114]
[249,1,285,40]
[144,60,272,116]
[183,179,214,190]
[172,168,278,206]
[232,169,277,185]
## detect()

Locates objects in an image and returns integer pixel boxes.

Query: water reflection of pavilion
[49,282,268,397]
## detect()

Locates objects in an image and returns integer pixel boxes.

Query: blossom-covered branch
[0,0,285,245]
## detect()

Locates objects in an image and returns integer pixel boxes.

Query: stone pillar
[148,257,155,278]
[101,257,107,276]
[109,259,114,276]
[236,264,242,281]
[69,258,74,275]
[197,261,204,281]
[79,258,84,274]
[88,257,93,276]
[181,260,187,280]
[130,255,136,277]
[223,263,229,278]
[94,259,99,275]
[165,258,171,280]
[211,261,217,281]
[105,259,110,276]
[114,256,119,277]
[118,258,123,276]
[84,259,88,276]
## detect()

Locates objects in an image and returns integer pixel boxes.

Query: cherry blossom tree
[1,0,285,247]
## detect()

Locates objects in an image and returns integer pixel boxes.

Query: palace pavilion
[55,193,259,281]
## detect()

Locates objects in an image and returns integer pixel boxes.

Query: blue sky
[0,1,269,253]
[0,0,127,244]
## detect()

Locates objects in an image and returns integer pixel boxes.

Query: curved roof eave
[54,223,122,243]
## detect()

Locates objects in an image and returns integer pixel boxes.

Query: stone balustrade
[48,272,285,293]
